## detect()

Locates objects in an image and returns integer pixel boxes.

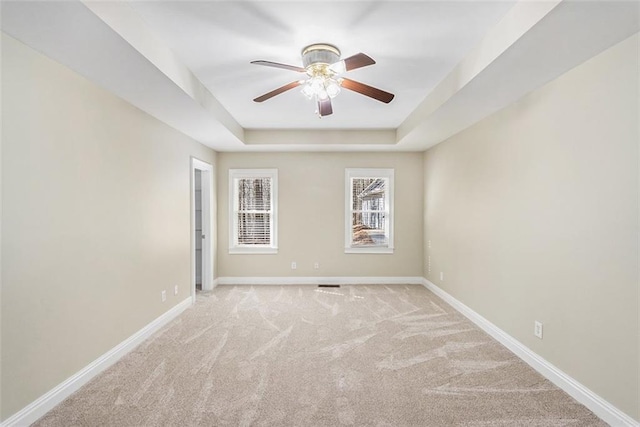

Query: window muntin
[345,169,394,253]
[229,169,277,254]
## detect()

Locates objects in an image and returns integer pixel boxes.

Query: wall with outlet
[423,34,639,421]
[217,152,423,278]
[1,35,217,421]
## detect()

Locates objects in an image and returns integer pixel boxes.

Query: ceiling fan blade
[329,53,375,74]
[253,81,302,102]
[251,60,306,73]
[343,53,376,71]
[340,78,394,103]
[317,98,333,116]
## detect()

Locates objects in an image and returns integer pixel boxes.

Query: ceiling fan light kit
[251,43,394,118]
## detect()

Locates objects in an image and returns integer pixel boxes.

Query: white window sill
[345,246,394,254]
[229,247,278,255]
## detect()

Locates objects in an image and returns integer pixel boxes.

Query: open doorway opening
[195,169,203,291]
[191,158,214,302]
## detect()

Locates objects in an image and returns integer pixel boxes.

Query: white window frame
[229,169,278,254]
[344,168,394,254]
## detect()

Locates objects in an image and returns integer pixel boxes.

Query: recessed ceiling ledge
[396,0,561,145]
[245,129,397,146]
[82,1,244,143]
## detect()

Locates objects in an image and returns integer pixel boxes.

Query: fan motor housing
[301,43,341,68]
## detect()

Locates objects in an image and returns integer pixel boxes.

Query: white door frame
[191,158,214,303]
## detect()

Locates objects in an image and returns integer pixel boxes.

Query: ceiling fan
[251,43,395,117]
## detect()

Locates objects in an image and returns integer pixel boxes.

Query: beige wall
[2,20,636,425]
[217,152,423,278]
[423,33,639,421]
[1,34,216,420]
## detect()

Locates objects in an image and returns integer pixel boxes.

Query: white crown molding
[1,298,193,427]
[214,276,424,286]
[422,278,639,427]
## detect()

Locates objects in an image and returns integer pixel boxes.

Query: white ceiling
[1,1,639,152]
[127,1,515,130]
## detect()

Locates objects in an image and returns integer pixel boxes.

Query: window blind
[235,177,272,245]
[229,169,278,254]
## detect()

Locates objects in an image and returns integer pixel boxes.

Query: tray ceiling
[2,1,638,151]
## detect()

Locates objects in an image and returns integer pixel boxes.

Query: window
[345,168,394,253]
[229,169,278,254]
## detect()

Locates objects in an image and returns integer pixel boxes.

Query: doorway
[191,158,214,302]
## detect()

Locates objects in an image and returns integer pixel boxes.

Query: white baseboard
[215,276,425,286]
[1,297,193,427]
[422,278,639,427]
[7,281,635,426]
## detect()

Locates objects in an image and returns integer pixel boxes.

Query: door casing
[191,158,214,302]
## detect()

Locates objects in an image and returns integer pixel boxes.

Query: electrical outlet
[161,290,167,302]
[174,285,178,296]
[534,321,543,339]
[440,272,444,281]
[314,262,320,269]
[428,240,431,248]
[291,261,297,270]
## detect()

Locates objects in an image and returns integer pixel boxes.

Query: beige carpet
[35,285,605,426]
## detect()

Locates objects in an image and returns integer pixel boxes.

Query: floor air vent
[318,284,341,288]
